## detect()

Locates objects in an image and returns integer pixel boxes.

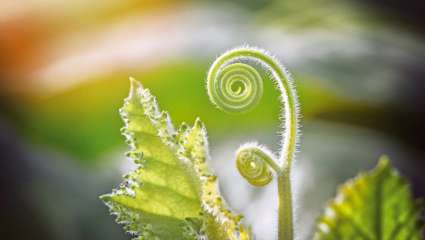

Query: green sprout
[101,46,423,240]
[206,46,300,240]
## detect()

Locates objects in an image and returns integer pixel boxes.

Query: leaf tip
[128,76,143,98]
[376,154,391,171]
[194,117,203,129]
[99,193,112,203]
[128,76,138,84]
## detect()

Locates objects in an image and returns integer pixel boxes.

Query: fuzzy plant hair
[206,46,301,240]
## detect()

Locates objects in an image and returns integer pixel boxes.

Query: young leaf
[100,78,250,240]
[314,156,424,240]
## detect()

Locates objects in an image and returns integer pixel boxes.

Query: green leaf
[314,156,424,240]
[100,78,250,240]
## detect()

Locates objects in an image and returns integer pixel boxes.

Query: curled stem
[206,46,300,240]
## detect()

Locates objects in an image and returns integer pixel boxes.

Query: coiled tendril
[208,63,263,113]
[206,46,300,240]
[236,144,277,187]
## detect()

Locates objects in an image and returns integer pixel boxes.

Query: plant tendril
[208,62,263,113]
[236,143,277,187]
[206,46,300,240]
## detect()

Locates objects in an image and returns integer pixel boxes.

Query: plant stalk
[277,171,293,240]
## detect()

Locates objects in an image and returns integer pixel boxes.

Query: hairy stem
[278,171,293,240]
[207,46,299,240]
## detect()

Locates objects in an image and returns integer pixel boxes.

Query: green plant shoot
[101,46,423,240]
[206,46,300,240]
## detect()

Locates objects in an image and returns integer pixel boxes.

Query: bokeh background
[1,0,425,239]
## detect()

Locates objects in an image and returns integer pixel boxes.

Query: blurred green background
[1,0,424,239]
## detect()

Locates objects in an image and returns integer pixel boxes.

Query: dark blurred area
[1,0,424,239]
[365,0,425,35]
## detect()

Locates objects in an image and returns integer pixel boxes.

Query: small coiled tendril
[206,46,299,240]
[236,143,278,187]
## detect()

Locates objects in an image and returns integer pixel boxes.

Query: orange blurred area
[0,0,179,97]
